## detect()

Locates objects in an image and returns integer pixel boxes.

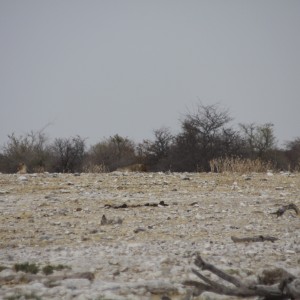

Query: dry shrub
[82,163,109,173]
[209,157,274,173]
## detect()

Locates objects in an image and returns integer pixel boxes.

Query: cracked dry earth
[0,171,299,300]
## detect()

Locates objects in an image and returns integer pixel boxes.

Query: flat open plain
[0,171,299,299]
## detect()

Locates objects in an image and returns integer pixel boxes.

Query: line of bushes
[0,103,299,173]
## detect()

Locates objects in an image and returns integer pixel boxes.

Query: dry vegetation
[1,103,300,174]
[209,157,274,173]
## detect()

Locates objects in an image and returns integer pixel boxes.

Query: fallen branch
[231,235,278,243]
[184,254,300,299]
[104,200,168,209]
[271,203,299,217]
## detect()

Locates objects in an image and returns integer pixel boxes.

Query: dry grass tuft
[209,157,274,173]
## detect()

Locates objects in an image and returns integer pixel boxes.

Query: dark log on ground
[104,200,168,209]
[184,254,300,299]
[271,203,299,217]
[231,235,278,243]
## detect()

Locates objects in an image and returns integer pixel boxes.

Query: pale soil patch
[0,172,299,299]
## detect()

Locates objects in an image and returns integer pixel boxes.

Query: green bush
[14,262,39,274]
[42,264,70,275]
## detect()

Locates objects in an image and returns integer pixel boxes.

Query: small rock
[204,243,211,250]
[134,227,146,234]
[30,282,45,289]
[18,175,28,181]
[244,225,254,231]
[259,268,291,285]
[232,182,238,190]
[285,250,296,254]
[101,214,123,225]
[60,278,91,289]
[101,214,108,225]
[0,269,15,281]
[51,221,61,225]
[201,292,233,300]
[109,259,119,266]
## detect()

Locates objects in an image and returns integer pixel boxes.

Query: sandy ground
[0,171,299,299]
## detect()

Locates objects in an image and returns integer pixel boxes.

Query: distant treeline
[0,103,299,173]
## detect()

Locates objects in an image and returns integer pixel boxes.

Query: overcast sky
[1,0,299,148]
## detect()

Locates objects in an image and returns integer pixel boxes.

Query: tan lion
[117,163,147,172]
[17,162,27,174]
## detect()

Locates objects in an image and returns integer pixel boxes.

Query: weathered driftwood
[184,254,300,299]
[271,203,299,217]
[231,235,278,243]
[104,200,168,209]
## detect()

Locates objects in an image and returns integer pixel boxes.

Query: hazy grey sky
[1,0,299,148]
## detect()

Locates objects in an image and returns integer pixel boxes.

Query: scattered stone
[0,172,299,300]
[101,214,123,225]
[0,269,15,281]
[18,175,28,181]
[134,227,146,233]
[60,278,91,289]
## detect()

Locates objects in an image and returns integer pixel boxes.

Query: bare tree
[256,123,277,156]
[151,127,174,159]
[285,137,300,171]
[172,103,232,171]
[184,103,232,139]
[239,123,276,159]
[50,136,86,172]
[239,123,257,158]
[137,127,174,171]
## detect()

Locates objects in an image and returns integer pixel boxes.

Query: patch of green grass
[42,264,71,275]
[14,262,39,274]
[4,292,41,300]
